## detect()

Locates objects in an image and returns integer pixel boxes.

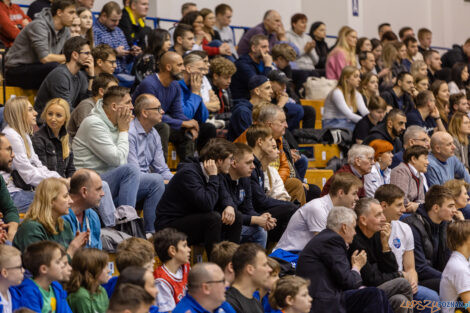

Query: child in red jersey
[153,228,191,312]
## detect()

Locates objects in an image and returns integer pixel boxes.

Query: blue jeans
[414,285,440,313]
[116,73,135,88]
[101,164,140,208]
[295,154,308,180]
[97,181,116,227]
[285,101,304,130]
[10,190,35,213]
[323,118,356,132]
[240,225,267,248]
[137,172,165,233]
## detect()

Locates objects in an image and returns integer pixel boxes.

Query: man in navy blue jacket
[230,34,273,100]
[154,138,241,256]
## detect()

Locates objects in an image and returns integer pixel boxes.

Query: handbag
[302,76,337,100]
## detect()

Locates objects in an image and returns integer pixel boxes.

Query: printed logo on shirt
[259,176,263,187]
[393,238,401,249]
[239,189,245,202]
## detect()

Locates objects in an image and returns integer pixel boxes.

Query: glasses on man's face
[79,51,91,56]
[145,106,163,113]
[106,59,117,65]
[5,265,23,271]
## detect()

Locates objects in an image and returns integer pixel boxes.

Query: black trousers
[6,62,59,89]
[344,287,393,313]
[166,123,217,161]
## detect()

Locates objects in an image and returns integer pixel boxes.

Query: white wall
[16,0,470,50]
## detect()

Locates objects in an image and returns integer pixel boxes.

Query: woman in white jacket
[364,139,393,198]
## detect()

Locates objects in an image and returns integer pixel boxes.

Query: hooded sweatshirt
[5,8,70,67]
[363,122,403,154]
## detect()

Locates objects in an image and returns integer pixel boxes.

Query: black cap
[267,70,291,84]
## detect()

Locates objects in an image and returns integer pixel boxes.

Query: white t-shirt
[0,290,12,313]
[388,220,414,271]
[440,251,470,313]
[275,194,333,252]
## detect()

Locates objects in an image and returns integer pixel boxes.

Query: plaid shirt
[93,20,131,74]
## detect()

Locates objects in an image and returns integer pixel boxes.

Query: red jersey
[154,263,190,305]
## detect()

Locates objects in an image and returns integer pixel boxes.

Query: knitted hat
[369,139,394,161]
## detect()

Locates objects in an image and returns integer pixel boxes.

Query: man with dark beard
[133,51,200,159]
[0,133,20,243]
[364,109,407,153]
[34,36,95,120]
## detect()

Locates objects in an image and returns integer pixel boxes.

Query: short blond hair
[116,237,155,272]
[271,43,296,62]
[0,245,21,270]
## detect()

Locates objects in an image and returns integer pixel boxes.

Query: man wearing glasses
[391,125,430,169]
[34,36,95,120]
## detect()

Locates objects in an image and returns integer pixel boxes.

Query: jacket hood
[369,122,393,141]
[90,99,117,131]
[176,157,201,171]
[36,8,56,33]
[233,98,253,110]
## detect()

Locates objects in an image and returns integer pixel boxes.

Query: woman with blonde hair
[12,177,88,255]
[32,98,75,178]
[410,60,428,78]
[2,97,61,212]
[448,112,470,169]
[326,26,357,80]
[412,74,429,98]
[323,66,369,131]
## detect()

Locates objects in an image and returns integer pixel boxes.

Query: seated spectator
[356,37,372,55]
[391,125,430,168]
[153,228,191,312]
[210,241,238,286]
[32,98,76,178]
[440,220,470,313]
[77,6,94,46]
[228,75,272,141]
[68,73,119,138]
[200,8,233,58]
[133,29,171,87]
[378,23,392,40]
[173,262,235,313]
[0,134,19,242]
[0,0,31,47]
[404,185,456,292]
[363,108,406,153]
[34,36,94,118]
[449,112,470,169]
[73,86,164,234]
[308,21,328,70]
[450,92,469,114]
[423,50,442,85]
[209,56,237,114]
[270,43,300,93]
[1,97,61,212]
[431,80,451,128]
[359,51,376,77]
[322,66,369,132]
[108,283,154,313]
[353,95,387,144]
[286,13,318,71]
[326,27,357,80]
[448,62,469,95]
[253,257,281,313]
[359,72,379,106]
[322,144,375,198]
[417,28,432,55]
[403,37,420,71]
[70,15,82,37]
[276,172,361,253]
[63,168,104,249]
[93,1,138,86]
[154,138,240,255]
[0,245,23,312]
[441,38,470,69]
[92,44,117,76]
[444,179,469,221]
[171,24,195,57]
[221,142,276,248]
[371,39,388,77]
[412,75,430,99]
[426,131,470,187]
[380,71,415,113]
[269,275,311,313]
[364,139,393,198]
[5,0,75,90]
[231,35,273,100]
[390,145,429,212]
[349,198,413,313]
[411,60,428,78]
[27,0,51,20]
[375,184,441,309]
[296,206,391,313]
[17,241,72,312]
[12,178,88,255]
[213,4,237,58]
[65,248,110,313]
[118,0,151,50]
[128,94,173,183]
[406,90,445,136]
[237,10,284,55]
[226,243,272,313]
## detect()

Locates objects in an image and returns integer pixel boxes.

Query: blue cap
[248,75,269,90]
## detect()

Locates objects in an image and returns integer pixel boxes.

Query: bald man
[237,10,284,55]
[133,51,199,157]
[426,131,470,186]
[173,262,234,313]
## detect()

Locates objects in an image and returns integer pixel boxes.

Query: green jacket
[67,286,109,313]
[13,219,74,253]
[0,175,19,223]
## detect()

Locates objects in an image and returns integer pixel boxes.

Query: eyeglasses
[145,106,163,113]
[203,278,226,285]
[5,265,23,271]
[105,59,117,65]
[79,51,91,55]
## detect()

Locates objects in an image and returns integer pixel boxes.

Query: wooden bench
[305,169,334,188]
[0,86,37,105]
[300,99,324,129]
[167,142,180,171]
[298,143,342,168]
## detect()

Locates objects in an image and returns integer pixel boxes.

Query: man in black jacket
[297,206,392,313]
[403,185,455,292]
[441,39,470,69]
[380,72,415,113]
[118,0,151,50]
[349,198,413,313]
[363,109,406,154]
[154,138,241,255]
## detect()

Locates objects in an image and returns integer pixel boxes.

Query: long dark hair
[144,29,170,61]
[180,10,201,26]
[452,62,468,89]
